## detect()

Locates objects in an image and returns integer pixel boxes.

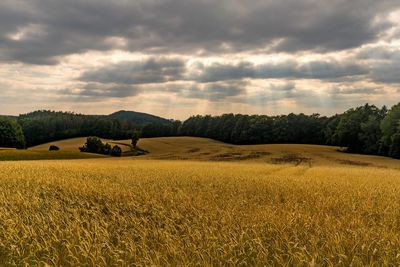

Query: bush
[80,137,107,154]
[49,145,60,151]
[102,143,112,155]
[82,137,104,153]
[80,137,120,157]
[110,145,122,157]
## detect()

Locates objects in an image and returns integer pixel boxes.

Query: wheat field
[1,151,400,265]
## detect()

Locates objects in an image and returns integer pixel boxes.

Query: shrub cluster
[79,137,122,157]
[110,145,122,157]
[49,145,60,151]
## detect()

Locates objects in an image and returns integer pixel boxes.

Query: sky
[0,0,400,120]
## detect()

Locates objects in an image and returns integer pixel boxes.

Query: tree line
[1,103,400,158]
[0,117,25,149]
[1,110,178,148]
[179,103,400,158]
[15,110,179,147]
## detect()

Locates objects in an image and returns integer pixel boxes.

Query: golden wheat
[0,158,400,265]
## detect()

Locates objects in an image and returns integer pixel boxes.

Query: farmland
[0,148,106,161]
[29,137,400,168]
[1,137,400,265]
[30,137,133,153]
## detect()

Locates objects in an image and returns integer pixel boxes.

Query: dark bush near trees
[110,145,122,157]
[79,137,121,157]
[80,137,107,154]
[49,145,60,151]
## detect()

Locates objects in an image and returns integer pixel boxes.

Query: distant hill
[13,110,178,147]
[0,115,17,119]
[108,110,172,125]
[17,110,172,126]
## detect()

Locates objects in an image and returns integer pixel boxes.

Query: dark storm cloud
[61,84,140,99]
[180,81,300,103]
[0,0,398,64]
[80,58,186,84]
[358,46,400,84]
[195,60,368,82]
[79,58,368,86]
[246,83,316,105]
[329,87,382,95]
[270,82,296,92]
[371,63,400,84]
[357,46,400,60]
[180,82,247,102]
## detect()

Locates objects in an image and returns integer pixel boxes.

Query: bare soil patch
[271,153,312,166]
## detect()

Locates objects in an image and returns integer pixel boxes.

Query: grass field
[1,137,134,161]
[135,137,400,169]
[0,148,106,161]
[30,137,133,153]
[1,137,400,265]
[28,136,400,168]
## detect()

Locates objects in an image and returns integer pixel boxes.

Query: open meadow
[0,137,400,265]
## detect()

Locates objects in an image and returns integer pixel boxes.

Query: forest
[11,110,179,147]
[1,103,400,158]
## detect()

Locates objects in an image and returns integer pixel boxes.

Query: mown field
[1,137,400,265]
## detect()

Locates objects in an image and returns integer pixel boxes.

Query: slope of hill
[3,137,400,264]
[0,115,16,119]
[134,137,400,169]
[30,137,133,152]
[28,136,400,168]
[108,110,172,125]
[0,148,106,161]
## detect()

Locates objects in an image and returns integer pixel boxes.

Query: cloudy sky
[1,0,400,119]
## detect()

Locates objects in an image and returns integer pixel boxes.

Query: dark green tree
[231,115,250,144]
[334,104,381,153]
[0,118,25,149]
[389,131,400,159]
[110,145,122,157]
[131,131,140,148]
[380,103,400,155]
[359,114,384,154]
[80,136,104,153]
